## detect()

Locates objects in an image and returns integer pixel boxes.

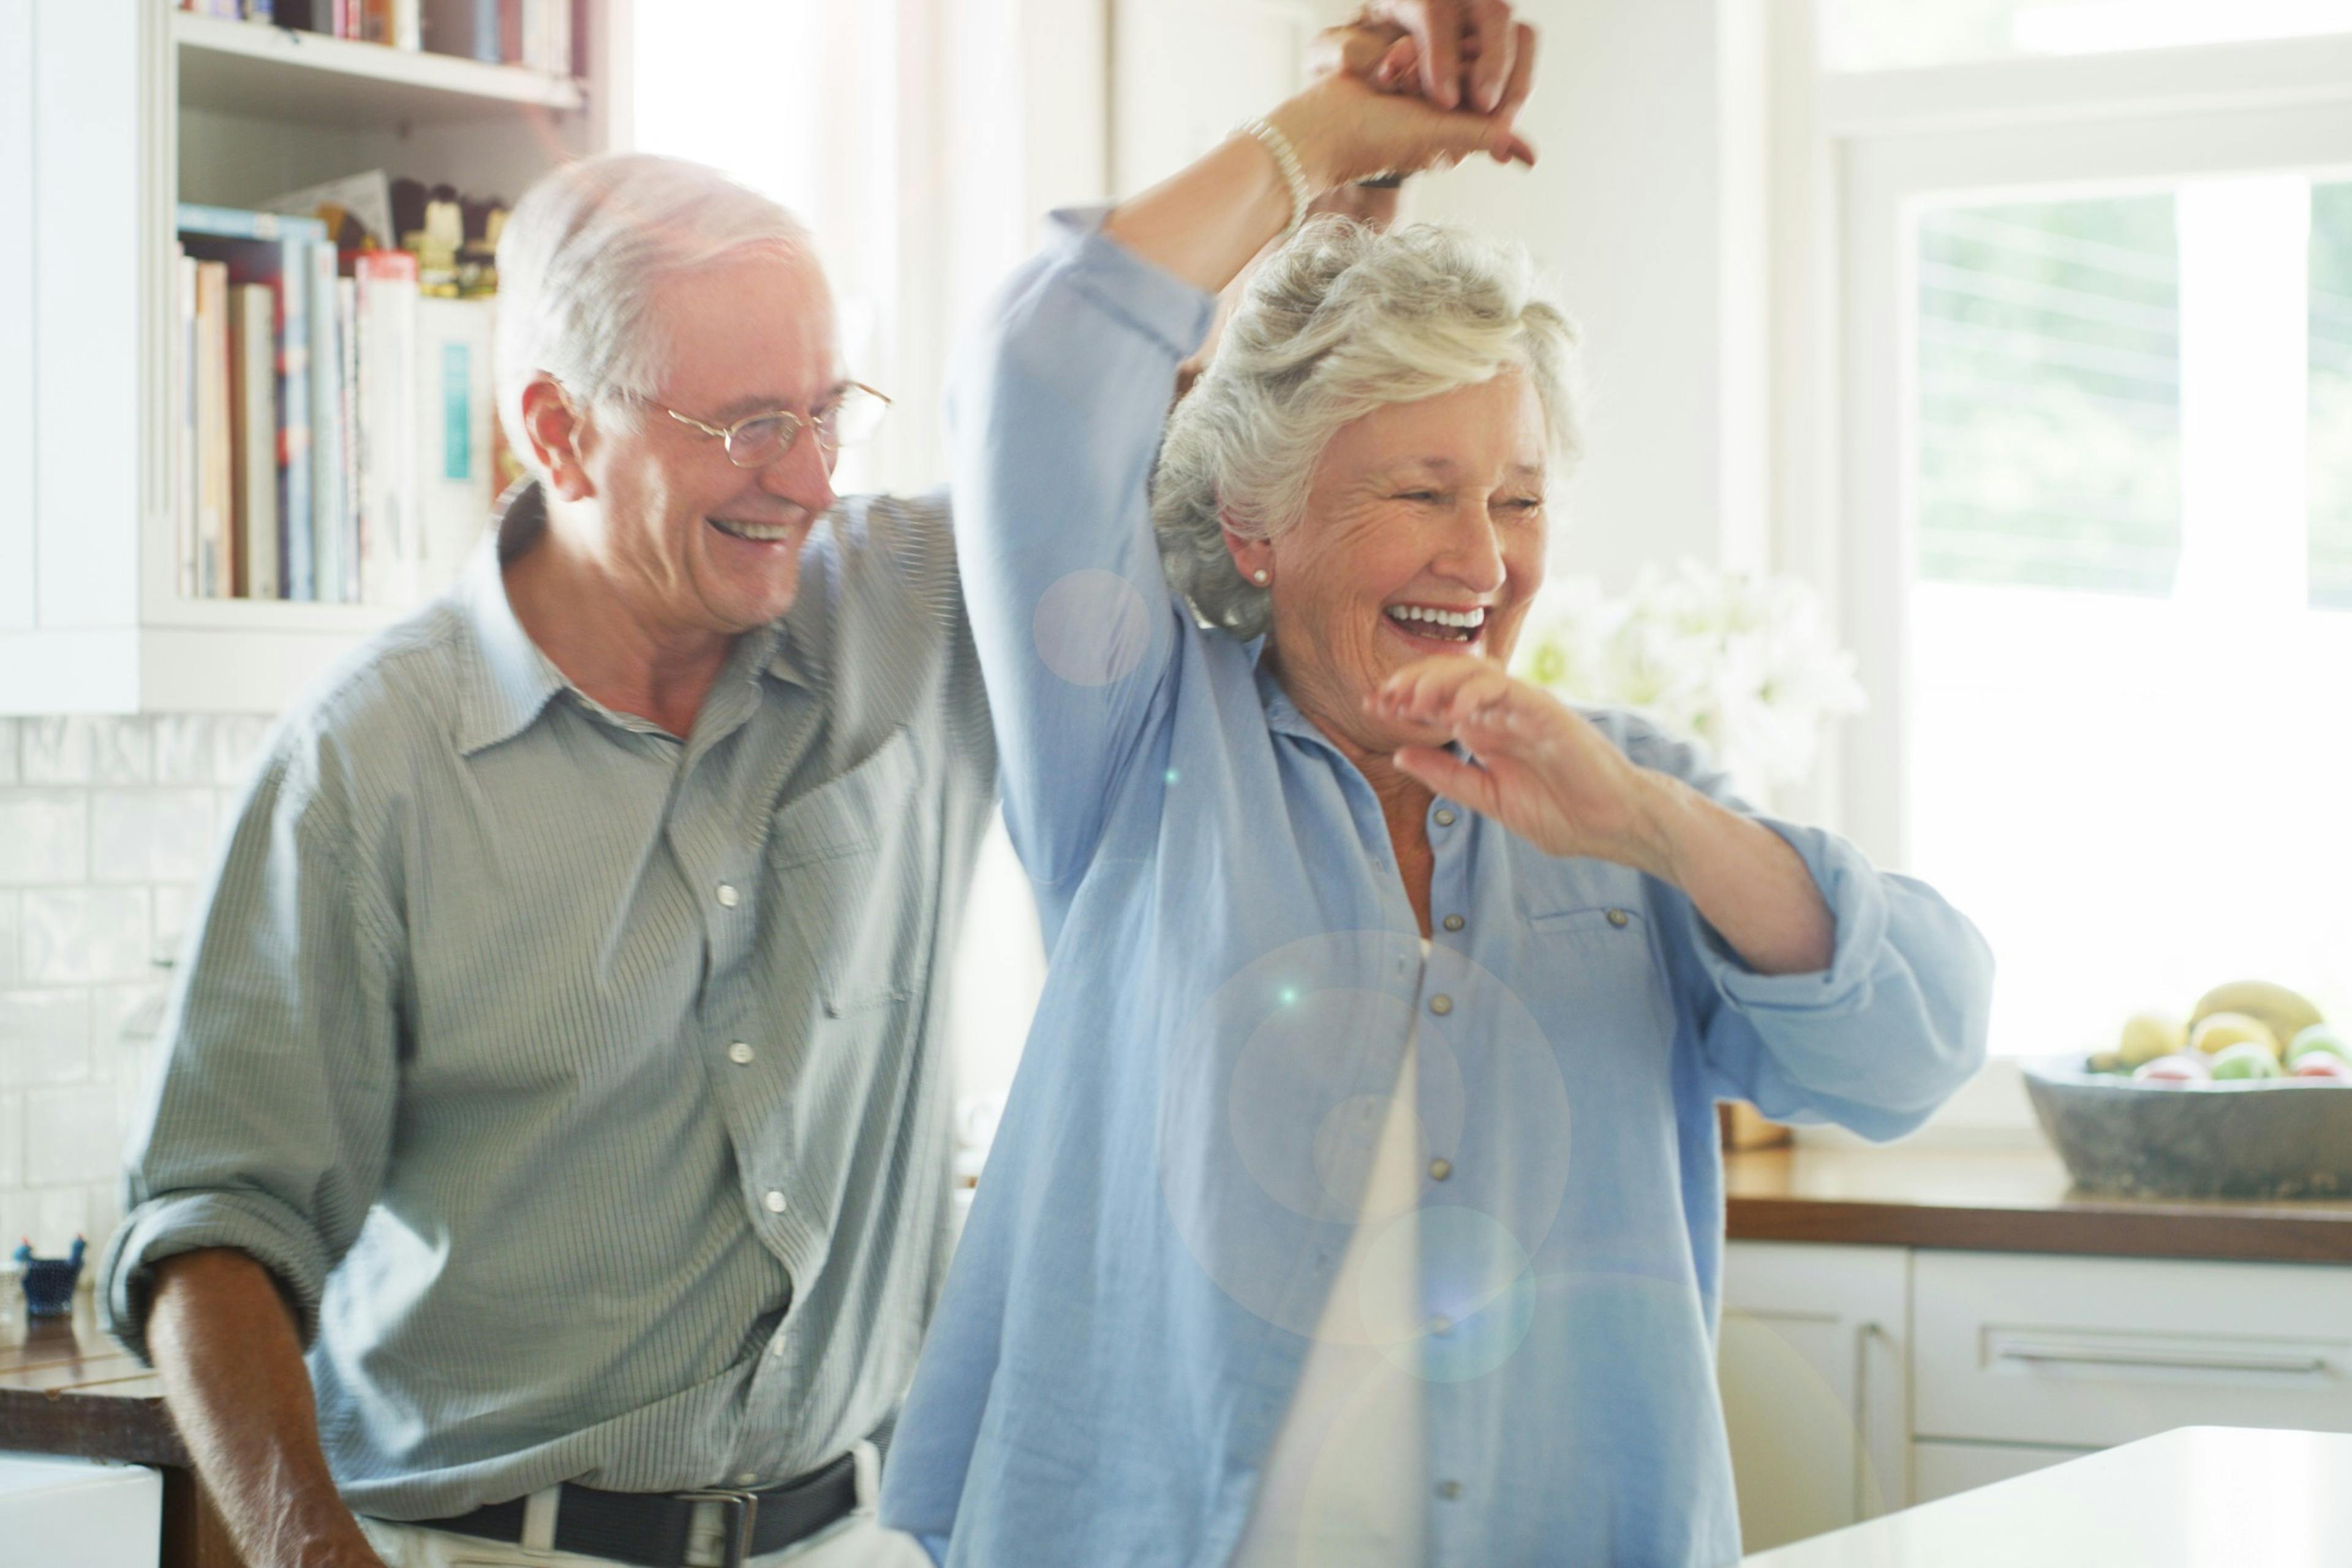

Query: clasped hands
[1281,1,1542,191]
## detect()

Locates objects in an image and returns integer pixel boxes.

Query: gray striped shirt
[100,483,995,1520]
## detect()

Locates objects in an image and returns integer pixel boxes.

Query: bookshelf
[1,1,628,715]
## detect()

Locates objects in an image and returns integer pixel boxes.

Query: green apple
[2210,1041,2286,1080]
[2285,1024,2350,1068]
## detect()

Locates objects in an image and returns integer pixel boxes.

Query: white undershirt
[1229,941,1431,1567]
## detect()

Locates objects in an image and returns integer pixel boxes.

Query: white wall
[1408,0,1773,590]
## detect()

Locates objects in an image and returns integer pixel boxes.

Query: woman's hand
[1270,39,1537,192]
[1373,654,1840,974]
[1371,655,1676,874]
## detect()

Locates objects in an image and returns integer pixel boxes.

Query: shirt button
[1437,1480,1463,1501]
[1442,914,1464,933]
[734,1472,759,1488]
[762,1189,788,1214]
[1428,1157,1452,1182]
[727,1042,756,1066]
[1607,907,1630,928]
[1433,807,1457,827]
[717,883,741,908]
[1429,994,1453,1017]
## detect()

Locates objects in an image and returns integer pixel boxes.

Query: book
[174,249,197,600]
[194,260,234,598]
[178,205,326,599]
[355,251,420,606]
[422,0,499,61]
[336,277,361,602]
[307,239,345,604]
[228,283,281,600]
[413,295,497,595]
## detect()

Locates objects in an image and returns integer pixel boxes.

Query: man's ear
[1221,512,1273,587]
[519,375,597,502]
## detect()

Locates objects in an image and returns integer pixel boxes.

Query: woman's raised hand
[1370,655,1678,875]
[1273,23,1538,193]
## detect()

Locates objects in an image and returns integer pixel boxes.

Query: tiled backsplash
[0,714,274,1264]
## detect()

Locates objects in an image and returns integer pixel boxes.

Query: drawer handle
[1995,1343,2329,1376]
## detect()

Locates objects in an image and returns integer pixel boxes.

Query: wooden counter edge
[1727,1194,2352,1264]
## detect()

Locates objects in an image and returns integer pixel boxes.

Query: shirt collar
[454,483,570,756]
[451,482,808,756]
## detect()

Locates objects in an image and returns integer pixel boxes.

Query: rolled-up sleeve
[100,724,404,1362]
[1597,709,1994,1142]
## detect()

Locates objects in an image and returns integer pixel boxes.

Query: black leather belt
[407,1449,862,1567]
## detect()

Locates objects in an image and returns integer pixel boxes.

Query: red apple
[2291,1056,2352,1084]
[2134,1053,2213,1087]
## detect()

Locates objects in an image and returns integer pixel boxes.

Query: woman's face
[1240,369,1551,759]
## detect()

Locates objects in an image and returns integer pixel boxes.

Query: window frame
[1772,21,2352,1133]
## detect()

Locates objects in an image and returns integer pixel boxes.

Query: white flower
[1512,560,1865,791]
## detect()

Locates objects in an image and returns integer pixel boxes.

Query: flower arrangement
[1512,560,1866,797]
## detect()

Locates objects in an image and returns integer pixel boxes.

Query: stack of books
[179,0,577,75]
[172,205,499,607]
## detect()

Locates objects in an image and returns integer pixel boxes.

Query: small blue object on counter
[13,1237,85,1318]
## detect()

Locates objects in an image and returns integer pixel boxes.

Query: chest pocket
[1524,903,1678,1078]
[767,728,926,1016]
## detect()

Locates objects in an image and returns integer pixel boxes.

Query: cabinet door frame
[1721,1240,1913,1548]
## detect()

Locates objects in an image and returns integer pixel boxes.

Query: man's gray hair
[494,153,815,466]
[1153,217,1584,639]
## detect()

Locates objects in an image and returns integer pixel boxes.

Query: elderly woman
[881,61,1992,1568]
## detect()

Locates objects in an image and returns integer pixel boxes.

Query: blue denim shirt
[881,212,1992,1567]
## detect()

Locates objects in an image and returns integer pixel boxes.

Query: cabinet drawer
[1911,1439,2091,1504]
[1913,1251,2352,1448]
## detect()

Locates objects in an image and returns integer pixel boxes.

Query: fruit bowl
[2023,1054,2352,1199]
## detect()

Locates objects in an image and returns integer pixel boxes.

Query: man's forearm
[147,1248,383,1568]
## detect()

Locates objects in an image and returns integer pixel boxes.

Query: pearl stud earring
[1252,568,1269,585]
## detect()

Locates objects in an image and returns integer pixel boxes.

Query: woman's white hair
[494,153,815,469]
[1153,216,1584,639]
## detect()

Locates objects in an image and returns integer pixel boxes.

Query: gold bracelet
[1240,116,1314,239]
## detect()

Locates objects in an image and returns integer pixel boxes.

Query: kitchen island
[1742,1426,2352,1566]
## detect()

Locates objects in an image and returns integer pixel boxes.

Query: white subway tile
[90,790,217,884]
[24,1180,105,1253]
[21,717,152,786]
[0,719,17,786]
[25,1084,124,1188]
[0,989,93,1087]
[21,889,151,985]
[0,791,89,884]
[153,715,217,785]
[151,883,202,968]
[0,1093,21,1187]
[0,893,16,986]
[92,982,168,1058]
[213,715,276,785]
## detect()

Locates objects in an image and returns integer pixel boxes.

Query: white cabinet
[1719,1241,1912,1553]
[0,2,624,715]
[1910,1438,2090,1503]
[1724,1242,2352,1545]
[1912,1250,2352,1450]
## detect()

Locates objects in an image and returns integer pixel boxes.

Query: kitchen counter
[1723,1142,2352,1264]
[1741,1426,2352,1566]
[0,1287,239,1567]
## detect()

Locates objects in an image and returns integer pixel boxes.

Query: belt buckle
[679,1489,761,1568]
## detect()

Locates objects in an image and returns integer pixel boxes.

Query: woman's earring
[1252,568,1270,586]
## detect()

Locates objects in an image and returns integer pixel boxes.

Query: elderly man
[99,9,1533,1568]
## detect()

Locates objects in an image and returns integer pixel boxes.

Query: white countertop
[1742,1427,2352,1567]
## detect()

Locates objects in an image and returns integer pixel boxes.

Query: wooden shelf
[173,12,582,128]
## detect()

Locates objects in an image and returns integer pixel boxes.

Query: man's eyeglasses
[658,382,891,469]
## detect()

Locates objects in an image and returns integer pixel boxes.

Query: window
[1903,175,2352,1061]
[1822,0,2352,72]
[1813,32,2352,1080]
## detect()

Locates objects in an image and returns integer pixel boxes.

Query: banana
[2188,981,2322,1058]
